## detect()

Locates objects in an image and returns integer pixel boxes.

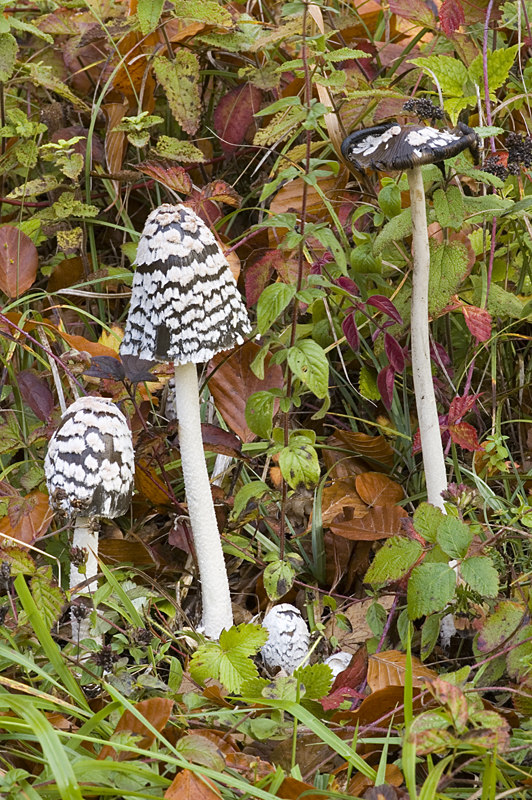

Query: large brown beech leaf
[98,697,174,761]
[330,505,408,540]
[367,650,437,692]
[164,769,221,800]
[356,472,404,507]
[333,428,395,468]
[0,226,38,298]
[321,477,368,524]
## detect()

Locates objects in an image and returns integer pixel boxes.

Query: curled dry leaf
[0,226,39,298]
[321,477,368,524]
[330,504,408,540]
[330,428,395,469]
[137,160,192,194]
[98,697,174,762]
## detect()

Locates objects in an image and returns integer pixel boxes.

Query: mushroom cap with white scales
[261,603,310,675]
[44,396,134,520]
[341,122,479,172]
[120,203,251,364]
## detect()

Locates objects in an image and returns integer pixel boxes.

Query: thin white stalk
[70,517,101,644]
[174,361,233,639]
[407,167,448,511]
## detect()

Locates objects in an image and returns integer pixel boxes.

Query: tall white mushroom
[45,396,135,642]
[341,123,479,509]
[120,203,251,639]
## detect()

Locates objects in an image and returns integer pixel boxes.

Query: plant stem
[408,167,447,510]
[173,361,233,639]
[70,516,100,644]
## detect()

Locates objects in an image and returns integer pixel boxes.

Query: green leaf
[470,276,525,320]
[6,174,60,200]
[154,136,206,162]
[469,46,519,95]
[0,33,17,82]
[287,339,329,398]
[365,537,423,584]
[461,556,499,597]
[231,481,272,521]
[433,186,464,231]
[0,409,24,455]
[293,663,333,699]
[359,365,380,401]
[436,516,473,560]
[245,391,275,439]
[409,55,468,96]
[153,52,201,136]
[413,503,444,544]
[257,282,296,334]
[373,207,412,254]
[173,0,233,25]
[9,17,53,43]
[30,569,64,630]
[407,562,457,618]
[263,558,296,600]
[26,64,90,113]
[279,439,320,489]
[189,623,268,693]
[420,614,442,661]
[463,194,514,222]
[138,0,165,33]
[428,239,470,317]
[378,182,401,219]
[1,545,35,575]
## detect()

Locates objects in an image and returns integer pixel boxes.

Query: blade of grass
[98,560,144,628]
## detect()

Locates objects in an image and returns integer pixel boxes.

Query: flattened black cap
[341,122,479,172]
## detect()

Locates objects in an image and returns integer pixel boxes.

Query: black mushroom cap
[341,122,480,172]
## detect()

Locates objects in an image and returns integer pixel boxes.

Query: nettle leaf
[433,186,464,231]
[138,0,164,33]
[153,52,201,136]
[257,283,296,334]
[463,194,513,222]
[408,562,457,619]
[293,663,333,700]
[413,502,444,544]
[263,558,296,600]
[409,55,467,96]
[436,516,473,560]
[189,623,268,693]
[469,46,519,95]
[0,33,17,83]
[279,439,320,489]
[461,556,499,597]
[287,339,329,398]
[373,208,412,254]
[428,239,470,317]
[365,536,423,584]
[470,276,524,320]
[173,0,233,25]
[245,390,275,439]
[30,568,64,630]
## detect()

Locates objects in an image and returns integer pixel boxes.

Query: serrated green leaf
[257,282,296,334]
[138,0,164,33]
[433,186,464,231]
[436,516,473,560]
[241,677,270,697]
[287,339,329,398]
[428,239,470,317]
[262,675,300,701]
[470,275,524,320]
[1,545,36,575]
[0,410,24,455]
[153,136,205,162]
[413,503,444,544]
[407,562,457,618]
[0,33,17,82]
[359,365,380,401]
[173,0,233,25]
[263,558,296,600]
[9,17,53,43]
[461,556,499,597]
[245,391,275,439]
[190,623,268,693]
[409,55,468,96]
[153,52,201,136]
[469,45,519,95]
[27,63,90,113]
[365,537,423,584]
[463,194,513,222]
[6,174,60,200]
[279,440,320,489]
[294,663,332,699]
[373,208,412,254]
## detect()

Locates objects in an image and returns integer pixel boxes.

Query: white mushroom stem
[70,517,101,644]
[173,361,233,639]
[407,167,447,511]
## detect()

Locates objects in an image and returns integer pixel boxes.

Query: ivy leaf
[408,562,457,618]
[461,556,499,597]
[365,537,423,584]
[257,283,296,334]
[189,623,269,693]
[287,339,329,398]
[293,663,333,700]
[279,439,320,489]
[413,503,445,544]
[436,516,473,560]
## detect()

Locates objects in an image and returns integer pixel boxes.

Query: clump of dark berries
[403,97,444,122]
[71,603,89,621]
[0,562,10,594]
[92,644,119,670]
[482,155,508,181]
[70,546,87,569]
[132,627,153,646]
[506,131,532,175]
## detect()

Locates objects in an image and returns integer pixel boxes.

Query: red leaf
[17,371,54,421]
[449,422,483,452]
[384,333,405,372]
[336,276,360,297]
[342,311,359,352]
[366,295,403,325]
[377,365,395,410]
[213,83,262,156]
[245,251,280,307]
[136,160,192,194]
[389,0,435,24]
[0,226,38,298]
[448,393,480,425]
[462,304,492,342]
[439,0,466,36]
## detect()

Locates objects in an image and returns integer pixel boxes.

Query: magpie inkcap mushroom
[120,204,251,639]
[261,604,310,675]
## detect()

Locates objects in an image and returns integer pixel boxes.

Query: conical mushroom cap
[45,396,134,520]
[261,603,310,674]
[120,204,251,364]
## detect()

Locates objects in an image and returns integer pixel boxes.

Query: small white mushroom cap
[261,603,310,675]
[45,396,135,520]
[324,651,352,679]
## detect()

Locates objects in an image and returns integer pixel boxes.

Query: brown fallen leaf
[348,764,404,797]
[164,769,222,800]
[99,697,174,761]
[356,472,404,507]
[325,597,396,652]
[367,650,437,692]
[330,505,408,540]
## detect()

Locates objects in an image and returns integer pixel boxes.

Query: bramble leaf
[408,562,457,618]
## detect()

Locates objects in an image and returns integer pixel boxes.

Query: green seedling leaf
[245,390,275,439]
[413,502,445,544]
[461,556,499,597]
[293,663,333,699]
[407,562,457,618]
[189,623,268,693]
[153,52,201,135]
[257,282,296,334]
[287,339,329,398]
[365,537,423,584]
[436,516,473,559]
[279,439,320,489]
[263,558,296,600]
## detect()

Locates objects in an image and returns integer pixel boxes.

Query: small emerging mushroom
[324,651,352,679]
[120,204,251,639]
[45,396,134,643]
[261,604,310,675]
[342,123,479,509]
